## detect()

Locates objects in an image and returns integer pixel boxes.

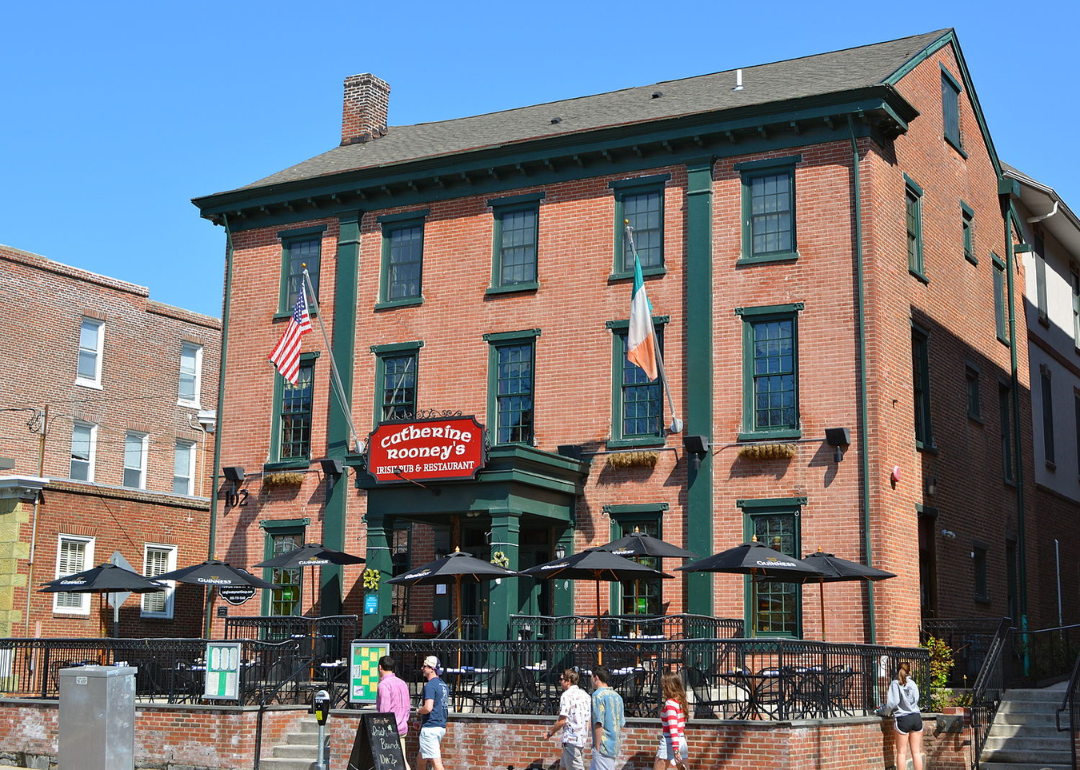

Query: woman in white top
[884,661,923,770]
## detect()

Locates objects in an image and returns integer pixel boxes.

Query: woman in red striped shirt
[654,672,689,770]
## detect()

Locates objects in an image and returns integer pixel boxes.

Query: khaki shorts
[560,744,586,770]
[419,726,445,759]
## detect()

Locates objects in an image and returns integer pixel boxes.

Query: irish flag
[627,254,658,380]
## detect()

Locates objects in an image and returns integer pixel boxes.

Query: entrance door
[918,513,938,618]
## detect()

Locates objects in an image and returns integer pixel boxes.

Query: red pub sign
[366,415,486,484]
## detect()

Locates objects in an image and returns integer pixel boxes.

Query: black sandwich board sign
[347,712,405,770]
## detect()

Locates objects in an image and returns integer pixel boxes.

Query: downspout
[849,116,876,643]
[205,213,234,638]
[1002,206,1028,634]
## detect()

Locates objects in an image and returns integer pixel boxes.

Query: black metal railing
[921,617,1003,688]
[364,614,402,639]
[970,618,1014,769]
[1055,649,1080,770]
[437,616,482,639]
[1012,624,1080,688]
[509,614,744,641]
[224,615,357,661]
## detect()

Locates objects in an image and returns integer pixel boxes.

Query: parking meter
[312,689,331,725]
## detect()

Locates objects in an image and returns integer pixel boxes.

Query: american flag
[269,284,313,385]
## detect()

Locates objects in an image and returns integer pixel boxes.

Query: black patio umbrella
[387,548,518,639]
[598,532,697,559]
[40,563,165,636]
[676,539,824,637]
[520,547,672,661]
[154,558,282,635]
[759,549,896,641]
[254,543,365,615]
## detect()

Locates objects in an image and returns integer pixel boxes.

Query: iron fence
[224,615,357,661]
[1054,649,1080,770]
[508,614,744,641]
[921,617,1004,688]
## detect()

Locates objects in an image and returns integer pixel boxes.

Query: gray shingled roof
[238,29,948,193]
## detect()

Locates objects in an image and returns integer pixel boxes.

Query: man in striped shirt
[377,655,412,770]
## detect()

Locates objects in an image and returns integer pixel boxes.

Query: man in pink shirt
[376,655,412,770]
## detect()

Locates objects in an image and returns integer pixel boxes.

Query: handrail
[1054,649,1080,770]
[970,617,1014,770]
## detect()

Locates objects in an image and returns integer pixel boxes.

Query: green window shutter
[941,67,963,152]
[961,202,976,265]
[999,383,1014,482]
[906,178,926,281]
[992,254,1008,343]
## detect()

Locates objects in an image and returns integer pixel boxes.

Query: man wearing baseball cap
[416,655,450,770]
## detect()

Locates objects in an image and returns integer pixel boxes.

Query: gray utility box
[59,665,137,770]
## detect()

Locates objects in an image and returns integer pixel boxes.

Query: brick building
[0,244,221,638]
[194,29,1038,645]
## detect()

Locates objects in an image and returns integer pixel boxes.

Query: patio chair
[472,666,518,714]
[683,666,743,719]
[516,667,558,715]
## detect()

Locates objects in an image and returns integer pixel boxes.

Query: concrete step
[981,748,1071,764]
[998,700,1064,714]
[994,711,1059,726]
[273,743,324,759]
[983,735,1070,752]
[1003,688,1066,702]
[298,718,320,733]
[982,764,1070,770]
[258,758,316,770]
[987,722,1066,739]
[286,731,320,745]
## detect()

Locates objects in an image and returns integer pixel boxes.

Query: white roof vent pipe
[733,69,745,91]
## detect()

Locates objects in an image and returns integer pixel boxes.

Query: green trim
[263,459,312,471]
[960,200,974,217]
[962,201,977,265]
[905,175,926,280]
[606,315,670,330]
[737,428,803,442]
[884,31,954,84]
[1013,243,1033,254]
[915,504,938,518]
[737,496,807,509]
[603,503,670,515]
[609,266,667,281]
[487,192,545,207]
[486,282,539,295]
[608,173,671,190]
[903,173,924,197]
[940,64,962,93]
[684,158,714,616]
[484,328,541,343]
[733,154,802,171]
[609,324,666,444]
[740,162,798,263]
[277,224,328,239]
[741,500,803,638]
[734,302,804,317]
[376,209,430,224]
[370,340,424,354]
[269,352,319,463]
[606,437,667,449]
[912,327,934,449]
[373,346,418,424]
[375,297,424,310]
[259,517,312,531]
[379,216,425,305]
[1003,200,1027,628]
[362,513,394,635]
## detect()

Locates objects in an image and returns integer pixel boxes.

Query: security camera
[941,529,956,540]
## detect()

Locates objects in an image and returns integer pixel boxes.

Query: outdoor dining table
[716,666,862,720]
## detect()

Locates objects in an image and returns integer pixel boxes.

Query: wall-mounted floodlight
[824,427,851,463]
[221,466,245,483]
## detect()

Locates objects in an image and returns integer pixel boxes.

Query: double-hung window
[76,317,104,388]
[611,175,668,276]
[489,193,543,291]
[737,156,799,263]
[941,66,964,154]
[740,498,804,637]
[373,342,422,422]
[271,354,316,465]
[261,520,307,616]
[738,304,801,440]
[1041,366,1055,467]
[173,440,196,495]
[70,421,96,481]
[905,175,926,280]
[993,253,1008,344]
[486,330,539,445]
[378,211,428,307]
[123,431,148,489]
[178,342,203,406]
[54,535,94,614]
[961,202,976,265]
[278,226,325,313]
[965,364,981,422]
[607,318,666,446]
[912,327,933,449]
[141,544,176,618]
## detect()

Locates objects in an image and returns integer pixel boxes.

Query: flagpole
[623,222,683,433]
[302,268,363,453]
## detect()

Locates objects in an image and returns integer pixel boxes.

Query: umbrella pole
[595,578,603,665]
[819,578,826,642]
[750,569,756,639]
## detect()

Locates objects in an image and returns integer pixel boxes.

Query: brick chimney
[341,73,390,145]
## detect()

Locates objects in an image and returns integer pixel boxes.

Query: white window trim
[173,439,196,496]
[124,431,149,489]
[70,421,97,482]
[75,318,105,389]
[141,543,177,619]
[177,342,203,408]
[53,535,95,615]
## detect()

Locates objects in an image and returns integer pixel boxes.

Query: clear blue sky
[3,1,1076,318]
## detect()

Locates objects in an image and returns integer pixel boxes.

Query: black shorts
[895,713,923,734]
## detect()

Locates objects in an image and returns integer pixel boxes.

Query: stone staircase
[980,684,1070,770]
[259,716,328,770]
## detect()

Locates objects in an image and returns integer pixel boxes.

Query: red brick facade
[0,244,220,638]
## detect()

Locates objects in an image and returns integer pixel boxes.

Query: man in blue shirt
[416,655,450,770]
[589,666,625,770]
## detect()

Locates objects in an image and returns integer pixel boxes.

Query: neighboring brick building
[0,244,220,638]
[194,29,1038,645]
[1005,164,1080,628]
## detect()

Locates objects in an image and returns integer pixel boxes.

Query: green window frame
[992,253,1008,344]
[278,225,326,315]
[372,341,422,422]
[737,156,799,264]
[377,210,428,308]
[912,326,933,450]
[259,518,310,617]
[965,363,982,422]
[606,317,669,447]
[1035,232,1048,325]
[267,352,319,469]
[961,201,976,265]
[611,175,669,277]
[941,66,964,155]
[739,498,804,638]
[1041,365,1055,468]
[489,193,543,293]
[604,503,669,633]
[737,303,802,441]
[485,329,540,445]
[999,382,1014,483]
[905,174,926,281]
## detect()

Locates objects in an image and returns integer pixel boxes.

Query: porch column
[487,510,521,641]
[552,528,575,622]
[362,512,394,636]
